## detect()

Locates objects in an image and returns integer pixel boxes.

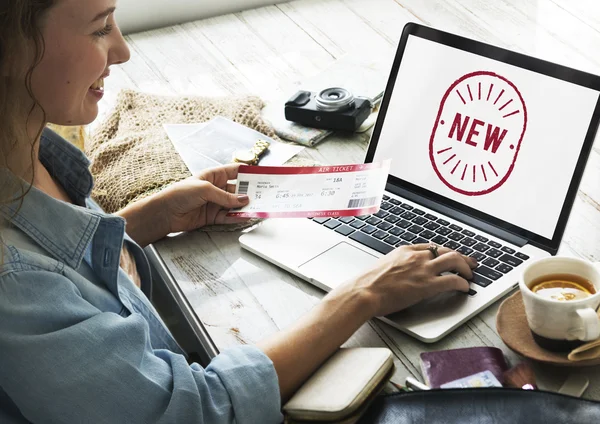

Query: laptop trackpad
[299,242,378,290]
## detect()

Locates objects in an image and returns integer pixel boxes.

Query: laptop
[240,23,600,342]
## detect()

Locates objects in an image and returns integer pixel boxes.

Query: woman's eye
[93,24,113,38]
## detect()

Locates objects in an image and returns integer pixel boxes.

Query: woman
[0,1,477,423]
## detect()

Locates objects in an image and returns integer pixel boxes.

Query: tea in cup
[519,257,600,352]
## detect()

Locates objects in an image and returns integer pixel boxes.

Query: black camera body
[284,87,372,132]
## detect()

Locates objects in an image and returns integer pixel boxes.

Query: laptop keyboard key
[468,288,477,296]
[483,258,500,268]
[436,227,452,236]
[425,213,438,221]
[350,220,366,229]
[444,241,460,250]
[380,202,394,211]
[412,208,425,216]
[474,266,503,281]
[448,232,465,241]
[356,215,369,221]
[471,273,493,287]
[470,252,486,262]
[487,248,503,258]
[496,263,514,274]
[488,240,502,249]
[350,232,394,255]
[384,236,401,245]
[361,225,377,234]
[414,237,428,245]
[462,229,476,237]
[408,225,424,234]
[389,198,401,205]
[389,227,405,236]
[400,204,414,210]
[437,219,450,226]
[401,232,417,241]
[424,221,441,231]
[367,217,382,226]
[473,243,490,252]
[373,230,388,240]
[324,219,341,229]
[461,237,477,247]
[335,225,355,236]
[412,217,428,226]
[385,215,400,224]
[396,219,412,229]
[450,224,463,232]
[420,230,437,239]
[515,252,530,261]
[378,222,393,231]
[401,211,417,220]
[390,207,404,215]
[356,232,388,252]
[396,241,410,247]
[313,217,330,224]
[501,246,516,254]
[374,210,389,219]
[457,246,473,256]
[499,254,523,267]
[475,235,489,243]
[339,216,355,224]
[431,235,448,245]
[383,195,390,200]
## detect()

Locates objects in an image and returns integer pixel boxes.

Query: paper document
[228,160,390,218]
[164,117,304,175]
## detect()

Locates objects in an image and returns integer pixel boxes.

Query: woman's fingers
[197,181,250,208]
[429,251,475,280]
[214,210,252,225]
[198,163,242,185]
[431,273,470,293]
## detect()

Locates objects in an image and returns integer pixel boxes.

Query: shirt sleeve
[0,270,283,424]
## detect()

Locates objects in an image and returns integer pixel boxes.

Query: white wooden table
[104,0,600,399]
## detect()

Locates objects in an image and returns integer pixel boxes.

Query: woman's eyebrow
[91,7,116,23]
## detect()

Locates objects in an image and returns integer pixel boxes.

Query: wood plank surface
[102,0,600,399]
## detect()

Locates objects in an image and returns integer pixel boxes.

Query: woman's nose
[109,25,131,66]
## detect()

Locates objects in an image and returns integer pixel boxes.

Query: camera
[284,87,372,132]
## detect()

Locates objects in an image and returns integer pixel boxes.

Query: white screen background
[373,36,599,239]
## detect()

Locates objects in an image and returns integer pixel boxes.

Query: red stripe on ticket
[228,206,379,218]
[238,162,385,175]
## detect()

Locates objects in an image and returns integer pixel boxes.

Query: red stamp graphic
[429,71,527,196]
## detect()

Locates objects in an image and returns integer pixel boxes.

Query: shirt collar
[0,129,117,269]
[38,128,94,205]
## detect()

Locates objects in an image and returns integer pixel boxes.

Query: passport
[420,347,509,388]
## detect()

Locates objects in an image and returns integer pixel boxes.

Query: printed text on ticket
[227,160,391,218]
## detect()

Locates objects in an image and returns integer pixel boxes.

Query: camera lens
[316,87,355,112]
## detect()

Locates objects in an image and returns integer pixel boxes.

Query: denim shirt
[0,129,282,424]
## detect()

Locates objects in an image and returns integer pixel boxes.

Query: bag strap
[358,388,600,424]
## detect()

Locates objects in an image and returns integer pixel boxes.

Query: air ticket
[227,160,390,218]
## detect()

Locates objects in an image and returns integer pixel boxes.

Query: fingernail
[237,195,249,202]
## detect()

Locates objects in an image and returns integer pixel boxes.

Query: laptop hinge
[387,184,529,248]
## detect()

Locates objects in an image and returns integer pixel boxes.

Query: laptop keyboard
[310,194,530,296]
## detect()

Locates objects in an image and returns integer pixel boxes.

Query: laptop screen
[371,30,600,245]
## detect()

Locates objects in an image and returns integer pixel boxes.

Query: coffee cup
[519,257,600,352]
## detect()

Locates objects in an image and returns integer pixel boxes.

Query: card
[227,160,390,218]
[440,371,503,389]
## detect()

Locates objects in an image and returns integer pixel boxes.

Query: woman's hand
[157,163,250,234]
[344,244,478,318]
[117,164,250,247]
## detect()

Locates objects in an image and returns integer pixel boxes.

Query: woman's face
[31,0,130,126]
